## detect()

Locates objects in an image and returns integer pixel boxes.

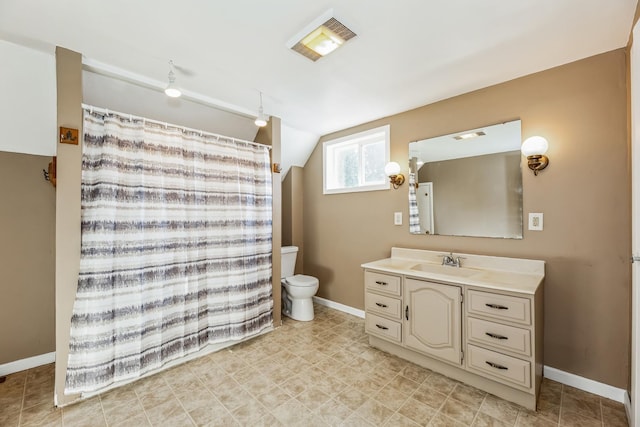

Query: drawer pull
[485,303,509,310]
[485,332,508,340]
[375,302,388,308]
[375,324,389,330]
[375,281,388,286]
[486,361,509,370]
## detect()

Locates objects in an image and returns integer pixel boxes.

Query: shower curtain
[65,109,273,394]
[408,172,421,233]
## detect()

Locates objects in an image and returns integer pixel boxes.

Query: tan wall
[303,49,630,389]
[0,153,55,364]
[282,166,304,274]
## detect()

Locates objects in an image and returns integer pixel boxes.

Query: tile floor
[0,304,629,426]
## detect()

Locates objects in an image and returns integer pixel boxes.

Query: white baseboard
[543,365,627,403]
[624,390,632,427]
[0,352,56,376]
[313,296,365,318]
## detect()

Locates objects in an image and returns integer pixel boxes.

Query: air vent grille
[291,17,356,62]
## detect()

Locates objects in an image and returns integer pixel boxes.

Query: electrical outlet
[528,213,543,231]
[394,212,403,225]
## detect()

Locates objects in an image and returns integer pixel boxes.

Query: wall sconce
[384,162,405,189]
[521,136,549,176]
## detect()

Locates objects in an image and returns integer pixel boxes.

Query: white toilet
[281,246,319,321]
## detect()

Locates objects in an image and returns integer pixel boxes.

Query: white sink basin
[410,263,479,278]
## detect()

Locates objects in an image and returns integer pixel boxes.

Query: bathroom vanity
[361,247,544,410]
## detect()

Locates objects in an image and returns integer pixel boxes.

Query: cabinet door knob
[485,303,509,310]
[375,302,388,308]
[485,332,508,340]
[375,324,389,330]
[486,361,509,370]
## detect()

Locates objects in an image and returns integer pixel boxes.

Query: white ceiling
[0,0,637,172]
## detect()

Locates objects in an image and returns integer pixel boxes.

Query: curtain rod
[81,103,272,150]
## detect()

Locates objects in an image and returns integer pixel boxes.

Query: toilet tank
[281,246,298,278]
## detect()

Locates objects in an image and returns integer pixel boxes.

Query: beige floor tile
[429,412,468,426]
[411,383,449,410]
[561,392,602,421]
[534,398,560,423]
[144,397,187,426]
[559,407,602,427]
[271,397,313,425]
[384,411,422,426]
[137,383,175,410]
[335,387,369,411]
[440,397,478,425]
[280,374,310,397]
[340,412,375,426]
[398,396,438,425]
[0,410,20,427]
[386,374,422,395]
[296,386,332,411]
[450,383,487,410]
[19,402,62,426]
[251,412,284,427]
[110,412,151,427]
[99,385,139,413]
[356,398,395,425]
[174,386,217,413]
[479,394,520,424]
[374,384,411,411]
[314,398,354,425]
[602,403,629,427]
[229,397,269,425]
[103,399,146,426]
[187,400,232,426]
[472,412,514,427]
[424,372,459,395]
[61,396,106,427]
[515,410,557,427]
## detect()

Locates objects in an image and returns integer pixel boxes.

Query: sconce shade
[521,136,548,156]
[384,161,405,189]
[384,162,401,176]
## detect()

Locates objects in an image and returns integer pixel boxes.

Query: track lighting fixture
[164,60,182,98]
[255,92,268,127]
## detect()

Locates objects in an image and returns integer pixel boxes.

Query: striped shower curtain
[65,110,273,394]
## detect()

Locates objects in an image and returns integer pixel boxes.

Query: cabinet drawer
[467,290,531,325]
[365,271,401,296]
[467,344,531,388]
[365,292,402,319]
[467,317,531,356]
[365,313,402,343]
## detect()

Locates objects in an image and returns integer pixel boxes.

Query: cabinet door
[404,278,462,365]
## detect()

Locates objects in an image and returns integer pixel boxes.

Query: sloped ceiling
[0,0,636,173]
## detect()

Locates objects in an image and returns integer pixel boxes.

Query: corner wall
[0,153,55,364]
[303,49,630,389]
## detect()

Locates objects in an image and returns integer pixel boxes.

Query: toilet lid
[286,274,318,287]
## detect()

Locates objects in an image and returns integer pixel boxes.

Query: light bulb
[384,162,401,176]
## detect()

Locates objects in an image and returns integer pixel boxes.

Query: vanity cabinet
[362,248,544,411]
[404,279,462,365]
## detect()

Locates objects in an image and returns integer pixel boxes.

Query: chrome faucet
[440,252,463,267]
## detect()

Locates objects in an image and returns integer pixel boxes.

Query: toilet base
[285,297,315,321]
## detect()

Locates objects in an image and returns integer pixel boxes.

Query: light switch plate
[528,213,543,231]
[394,212,403,225]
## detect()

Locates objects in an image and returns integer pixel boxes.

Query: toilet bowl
[281,246,319,321]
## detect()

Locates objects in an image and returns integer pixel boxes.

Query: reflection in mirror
[409,120,523,239]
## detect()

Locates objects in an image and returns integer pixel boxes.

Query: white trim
[543,365,627,403]
[0,352,56,376]
[313,296,365,318]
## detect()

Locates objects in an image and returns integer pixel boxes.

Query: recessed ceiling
[0,0,636,169]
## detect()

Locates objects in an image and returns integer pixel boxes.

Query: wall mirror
[409,120,523,239]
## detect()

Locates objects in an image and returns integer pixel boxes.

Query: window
[323,125,390,194]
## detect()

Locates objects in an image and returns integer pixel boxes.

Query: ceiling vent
[287,11,357,62]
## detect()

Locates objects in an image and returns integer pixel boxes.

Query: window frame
[322,125,391,195]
